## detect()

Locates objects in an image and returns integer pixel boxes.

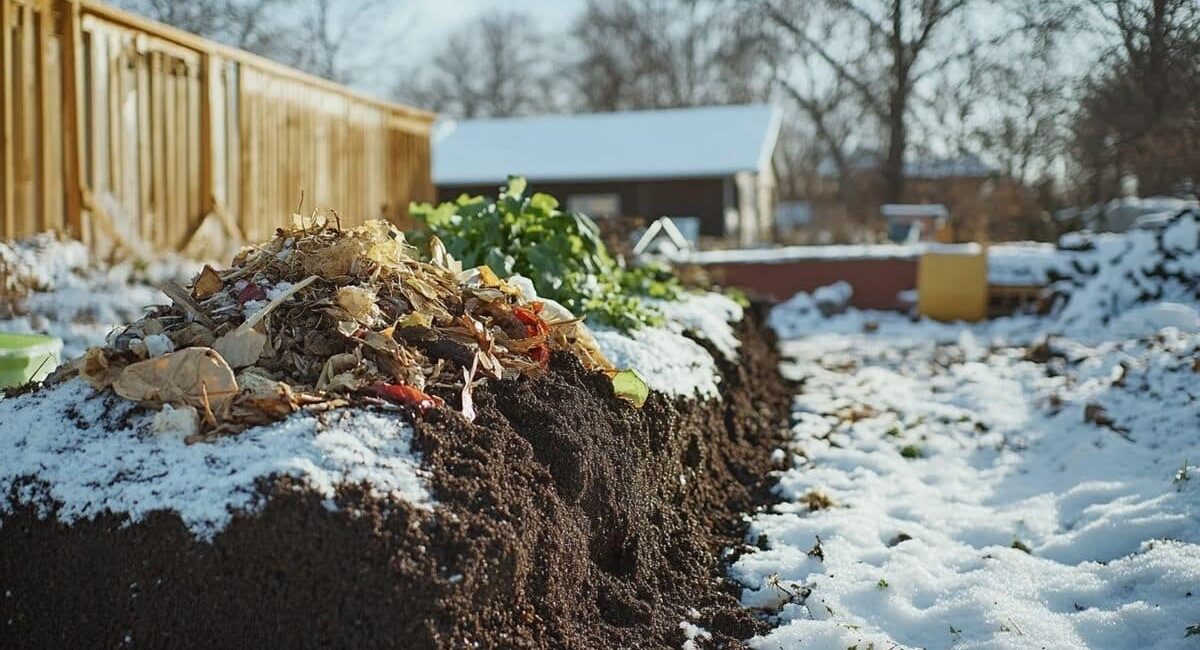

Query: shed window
[567,193,621,218]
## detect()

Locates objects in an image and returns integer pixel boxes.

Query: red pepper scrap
[527,343,551,369]
[513,306,552,368]
[372,382,445,412]
[513,305,550,337]
[237,282,267,305]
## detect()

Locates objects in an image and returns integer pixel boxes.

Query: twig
[161,280,216,328]
[238,275,319,333]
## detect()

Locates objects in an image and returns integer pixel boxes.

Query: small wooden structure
[0,0,434,254]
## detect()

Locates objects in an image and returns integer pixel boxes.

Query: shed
[432,104,782,246]
[882,204,950,243]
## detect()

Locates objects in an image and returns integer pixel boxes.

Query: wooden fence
[0,0,435,255]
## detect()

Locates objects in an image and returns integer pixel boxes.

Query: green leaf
[505,175,527,199]
[529,192,559,214]
[405,178,681,331]
[611,369,649,408]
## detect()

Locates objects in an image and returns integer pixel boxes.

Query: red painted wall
[703,258,919,310]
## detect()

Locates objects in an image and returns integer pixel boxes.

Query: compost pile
[59,216,617,440]
[0,196,796,649]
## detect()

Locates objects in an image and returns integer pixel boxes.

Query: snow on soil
[735,330,1199,649]
[0,380,433,540]
[0,247,738,538]
[593,291,743,398]
[0,234,199,358]
[743,213,1200,649]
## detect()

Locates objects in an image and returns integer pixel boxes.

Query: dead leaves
[69,219,618,441]
[212,328,267,369]
[192,265,223,300]
[1084,402,1134,441]
[113,347,238,413]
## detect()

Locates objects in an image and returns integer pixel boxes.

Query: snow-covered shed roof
[881,204,950,219]
[433,104,782,186]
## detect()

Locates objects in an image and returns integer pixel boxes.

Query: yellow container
[917,245,988,322]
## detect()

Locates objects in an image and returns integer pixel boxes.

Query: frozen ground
[735,325,1198,649]
[740,213,1200,649]
[0,380,433,539]
[0,234,198,358]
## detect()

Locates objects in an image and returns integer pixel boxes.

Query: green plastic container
[0,332,63,389]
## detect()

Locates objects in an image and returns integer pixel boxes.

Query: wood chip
[161,280,216,328]
[193,265,224,300]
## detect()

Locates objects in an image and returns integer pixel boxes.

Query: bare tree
[285,0,391,84]
[916,1,1077,185]
[568,0,775,112]
[117,0,392,85]
[393,11,558,118]
[762,0,993,204]
[115,0,292,59]
[1071,0,1200,201]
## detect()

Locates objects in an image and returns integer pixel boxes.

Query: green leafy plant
[409,176,680,330]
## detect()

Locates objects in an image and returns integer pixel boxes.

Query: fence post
[59,0,84,240]
[1,0,14,240]
[198,50,213,219]
[37,0,53,232]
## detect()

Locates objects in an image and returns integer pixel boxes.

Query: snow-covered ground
[0,381,433,540]
[0,234,198,358]
[739,212,1200,649]
[736,327,1198,649]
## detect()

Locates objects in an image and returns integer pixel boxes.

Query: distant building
[432,104,782,246]
[881,204,949,243]
[792,151,1026,243]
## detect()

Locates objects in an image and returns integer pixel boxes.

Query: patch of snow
[0,233,199,359]
[685,243,923,265]
[1162,213,1199,254]
[740,309,1200,648]
[593,292,743,398]
[654,292,743,361]
[987,241,1060,286]
[1108,302,1200,338]
[593,326,721,397]
[0,380,433,540]
[811,281,852,310]
[680,620,712,650]
[1044,210,1200,336]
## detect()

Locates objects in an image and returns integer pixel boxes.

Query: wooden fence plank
[59,0,84,239]
[4,0,434,250]
[15,1,35,235]
[1,0,14,240]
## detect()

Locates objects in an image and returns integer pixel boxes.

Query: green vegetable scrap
[409,176,680,330]
[611,368,649,408]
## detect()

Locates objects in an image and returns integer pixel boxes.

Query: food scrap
[55,217,620,440]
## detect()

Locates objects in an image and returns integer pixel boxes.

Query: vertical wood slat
[1,0,13,240]
[36,0,52,232]
[135,33,150,241]
[60,0,84,239]
[13,0,34,237]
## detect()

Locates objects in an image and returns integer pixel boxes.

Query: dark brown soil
[0,308,791,649]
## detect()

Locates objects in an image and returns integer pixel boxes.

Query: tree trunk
[884,85,907,205]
